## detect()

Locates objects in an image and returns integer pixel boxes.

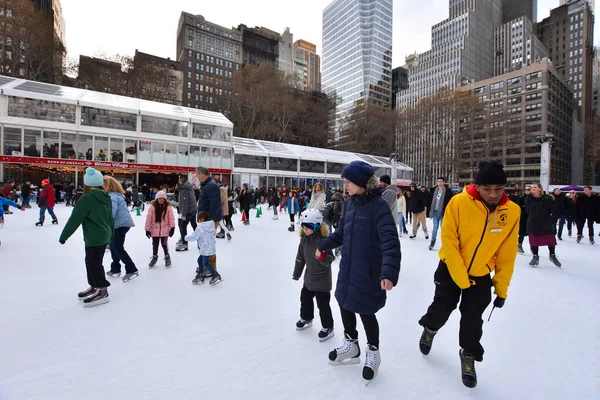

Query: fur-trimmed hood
[299,222,331,239]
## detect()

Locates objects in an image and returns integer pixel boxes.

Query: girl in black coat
[524,183,561,268]
[517,186,531,254]
[238,184,252,225]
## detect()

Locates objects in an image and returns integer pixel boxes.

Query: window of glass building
[124,139,137,163]
[201,146,211,166]
[190,145,201,167]
[142,116,189,137]
[193,123,220,140]
[327,162,345,174]
[7,97,76,124]
[165,142,177,165]
[110,137,124,162]
[212,147,222,168]
[222,148,232,169]
[270,157,298,172]
[79,134,93,160]
[42,130,59,158]
[138,140,152,164]
[233,154,267,169]
[3,127,22,156]
[177,144,189,166]
[61,132,77,159]
[23,128,41,157]
[95,136,108,161]
[300,160,325,173]
[152,141,164,164]
[81,107,137,131]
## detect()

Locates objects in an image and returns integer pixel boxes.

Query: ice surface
[0,204,598,399]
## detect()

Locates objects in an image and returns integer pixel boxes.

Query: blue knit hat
[342,161,374,189]
[84,167,103,187]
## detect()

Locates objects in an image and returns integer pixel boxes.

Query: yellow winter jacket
[438,185,520,298]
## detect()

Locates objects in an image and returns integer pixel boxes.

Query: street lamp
[536,132,554,191]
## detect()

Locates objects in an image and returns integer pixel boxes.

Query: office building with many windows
[494,16,548,76]
[322,0,393,127]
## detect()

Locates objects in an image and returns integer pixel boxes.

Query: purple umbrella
[560,185,584,191]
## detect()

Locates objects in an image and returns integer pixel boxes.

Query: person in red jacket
[36,179,58,226]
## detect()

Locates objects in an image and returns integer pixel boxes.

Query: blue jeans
[197,255,217,275]
[552,215,566,238]
[397,212,406,233]
[432,210,443,241]
[39,206,57,222]
[109,227,137,274]
[22,195,30,207]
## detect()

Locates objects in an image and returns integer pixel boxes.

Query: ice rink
[0,203,598,400]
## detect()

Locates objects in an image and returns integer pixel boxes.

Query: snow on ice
[0,204,598,400]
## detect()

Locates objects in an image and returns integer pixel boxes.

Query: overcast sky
[61,0,583,69]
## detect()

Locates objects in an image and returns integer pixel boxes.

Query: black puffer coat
[524,195,554,236]
[517,194,529,236]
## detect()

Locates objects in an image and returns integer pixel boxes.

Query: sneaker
[419,326,438,355]
[164,254,171,268]
[148,255,158,268]
[106,271,121,277]
[459,349,477,388]
[328,333,361,365]
[549,254,561,268]
[318,327,335,342]
[362,344,381,381]
[209,273,222,286]
[518,244,524,254]
[77,286,95,300]
[83,288,109,307]
[192,273,205,284]
[529,255,539,267]
[296,319,313,330]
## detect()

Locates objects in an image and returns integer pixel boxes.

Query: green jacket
[59,189,114,247]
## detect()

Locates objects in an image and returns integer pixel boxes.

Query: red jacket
[0,185,11,198]
[38,184,55,207]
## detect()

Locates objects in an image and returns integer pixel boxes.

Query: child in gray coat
[293,209,335,342]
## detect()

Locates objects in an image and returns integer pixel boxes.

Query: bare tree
[336,103,396,156]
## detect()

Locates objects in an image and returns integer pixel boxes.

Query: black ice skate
[288,224,295,232]
[122,272,139,282]
[459,349,477,388]
[318,327,335,342]
[296,319,313,330]
[518,244,524,254]
[529,255,539,267]
[363,344,381,382]
[216,231,225,239]
[35,221,43,226]
[175,243,188,252]
[106,271,121,277]
[77,286,95,300]
[148,255,158,268]
[577,235,582,243]
[425,234,429,240]
[328,333,361,365]
[51,219,58,225]
[226,233,232,241]
[192,273,205,284]
[428,239,436,251]
[549,254,562,268]
[419,326,438,355]
[83,288,109,307]
[590,236,595,245]
[164,254,172,268]
[409,235,416,239]
[209,273,222,286]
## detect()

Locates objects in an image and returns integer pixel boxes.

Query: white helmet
[300,208,324,225]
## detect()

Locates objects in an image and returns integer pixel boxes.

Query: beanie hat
[155,190,167,200]
[41,179,50,186]
[379,175,391,185]
[475,162,507,185]
[342,161,374,189]
[83,168,103,187]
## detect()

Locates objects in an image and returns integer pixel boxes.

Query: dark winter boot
[363,344,381,381]
[164,254,172,268]
[549,254,562,268]
[529,255,539,267]
[428,239,436,251]
[35,221,43,226]
[148,255,158,268]
[518,244,524,254]
[459,349,477,388]
[419,326,438,355]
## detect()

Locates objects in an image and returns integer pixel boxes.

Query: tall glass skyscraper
[322,0,393,127]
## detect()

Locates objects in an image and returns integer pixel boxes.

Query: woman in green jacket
[59,168,114,307]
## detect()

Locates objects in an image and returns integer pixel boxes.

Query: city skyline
[61,0,568,71]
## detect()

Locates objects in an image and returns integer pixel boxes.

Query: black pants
[85,245,110,288]
[223,215,233,229]
[339,306,379,347]
[300,286,333,329]
[179,212,198,244]
[576,217,595,237]
[152,237,169,255]
[109,227,137,274]
[289,213,295,223]
[243,208,250,221]
[418,261,491,362]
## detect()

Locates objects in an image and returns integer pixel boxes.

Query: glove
[316,251,327,261]
[493,296,505,309]
[169,227,175,237]
[59,240,65,245]
[146,231,151,238]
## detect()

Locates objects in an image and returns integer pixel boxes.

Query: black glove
[146,231,151,239]
[169,227,175,237]
[493,296,505,309]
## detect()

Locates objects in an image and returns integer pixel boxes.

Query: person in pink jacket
[145,190,176,268]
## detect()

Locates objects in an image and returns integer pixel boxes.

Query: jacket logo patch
[498,213,508,226]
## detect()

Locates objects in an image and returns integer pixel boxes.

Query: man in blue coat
[196,166,223,274]
[316,160,401,382]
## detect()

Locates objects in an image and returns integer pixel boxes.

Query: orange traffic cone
[241,212,246,223]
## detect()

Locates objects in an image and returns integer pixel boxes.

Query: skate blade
[319,332,335,342]
[122,273,139,283]
[83,298,110,308]
[328,358,360,366]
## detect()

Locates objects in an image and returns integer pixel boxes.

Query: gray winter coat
[178,181,198,216]
[293,229,334,292]
[381,185,398,226]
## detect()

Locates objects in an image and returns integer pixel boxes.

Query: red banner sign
[0,155,231,174]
